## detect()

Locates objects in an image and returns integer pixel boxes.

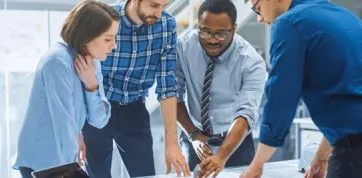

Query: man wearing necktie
[176,0,267,177]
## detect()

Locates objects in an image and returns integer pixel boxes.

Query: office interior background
[0,0,361,177]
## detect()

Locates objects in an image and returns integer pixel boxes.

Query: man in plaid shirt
[82,0,190,177]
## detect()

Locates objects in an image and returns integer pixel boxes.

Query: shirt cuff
[85,89,99,100]
[84,89,111,128]
[176,93,185,102]
[157,91,177,101]
[234,110,256,131]
[259,123,287,147]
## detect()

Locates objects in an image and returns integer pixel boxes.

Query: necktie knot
[210,57,218,64]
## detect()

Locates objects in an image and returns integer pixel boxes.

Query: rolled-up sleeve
[233,47,267,131]
[84,61,111,129]
[175,40,186,103]
[156,17,178,101]
[259,19,306,147]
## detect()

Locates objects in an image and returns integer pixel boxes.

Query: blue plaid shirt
[102,2,178,104]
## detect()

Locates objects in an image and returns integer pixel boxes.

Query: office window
[49,11,68,45]
[0,72,5,178]
[0,10,48,178]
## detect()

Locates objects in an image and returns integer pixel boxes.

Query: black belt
[110,100,144,107]
[334,133,362,148]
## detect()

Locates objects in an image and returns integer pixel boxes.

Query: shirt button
[209,97,212,100]
[210,116,213,119]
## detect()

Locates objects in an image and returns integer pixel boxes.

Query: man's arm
[160,97,179,147]
[199,40,267,178]
[155,16,190,176]
[160,97,191,176]
[241,19,307,178]
[215,117,249,161]
[217,42,267,161]
[177,102,198,136]
[305,137,332,178]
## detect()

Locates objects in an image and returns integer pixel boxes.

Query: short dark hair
[198,0,237,25]
[61,0,120,56]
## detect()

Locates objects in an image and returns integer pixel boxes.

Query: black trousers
[82,101,155,178]
[327,134,362,178]
[179,132,255,171]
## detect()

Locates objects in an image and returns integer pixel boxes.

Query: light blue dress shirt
[176,30,267,134]
[13,42,111,171]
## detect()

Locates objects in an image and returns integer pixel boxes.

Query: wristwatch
[188,129,202,141]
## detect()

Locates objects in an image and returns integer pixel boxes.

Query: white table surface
[139,159,305,178]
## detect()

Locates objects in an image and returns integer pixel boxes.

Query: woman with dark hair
[13,1,120,177]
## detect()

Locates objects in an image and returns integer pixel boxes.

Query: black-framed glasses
[251,0,262,15]
[198,29,232,41]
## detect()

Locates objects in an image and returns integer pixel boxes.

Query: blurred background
[0,0,361,177]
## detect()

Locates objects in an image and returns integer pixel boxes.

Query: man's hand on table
[198,154,226,178]
[304,157,328,178]
[239,164,263,178]
[190,132,212,161]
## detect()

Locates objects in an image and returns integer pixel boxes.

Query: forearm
[216,117,249,160]
[160,96,178,146]
[176,102,198,136]
[314,137,332,161]
[249,143,277,169]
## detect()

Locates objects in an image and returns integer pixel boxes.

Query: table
[140,160,305,178]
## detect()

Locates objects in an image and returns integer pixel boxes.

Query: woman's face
[86,20,119,60]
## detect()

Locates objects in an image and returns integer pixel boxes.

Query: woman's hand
[74,55,98,92]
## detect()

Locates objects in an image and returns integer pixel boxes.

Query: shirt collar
[289,0,326,10]
[120,1,143,29]
[217,37,236,63]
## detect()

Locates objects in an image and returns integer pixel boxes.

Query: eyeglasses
[251,0,262,16]
[198,29,232,41]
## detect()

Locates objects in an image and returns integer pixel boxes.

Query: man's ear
[232,24,237,33]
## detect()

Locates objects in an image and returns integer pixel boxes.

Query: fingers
[78,56,88,70]
[204,167,217,178]
[76,55,95,71]
[171,159,182,176]
[77,151,82,166]
[305,167,313,178]
[196,144,212,161]
[166,160,171,174]
[81,146,86,160]
[202,144,212,155]
[75,58,82,73]
[166,156,191,177]
[197,147,210,161]
[304,169,308,178]
[198,165,216,178]
[179,157,191,176]
[212,168,221,178]
[200,158,210,169]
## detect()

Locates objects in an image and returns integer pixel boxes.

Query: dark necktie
[200,58,217,135]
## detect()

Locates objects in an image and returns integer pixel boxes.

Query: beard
[136,5,158,25]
